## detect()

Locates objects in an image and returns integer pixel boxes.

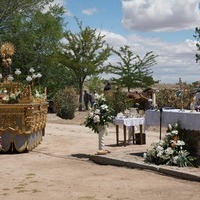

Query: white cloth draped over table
[115,117,145,127]
[145,109,200,131]
[114,117,145,145]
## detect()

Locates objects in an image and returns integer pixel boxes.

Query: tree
[109,45,158,92]
[0,2,69,97]
[42,63,78,98]
[194,27,200,62]
[60,20,111,111]
[84,75,104,94]
[0,0,54,34]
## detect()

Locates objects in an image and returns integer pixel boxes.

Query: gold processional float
[0,43,48,152]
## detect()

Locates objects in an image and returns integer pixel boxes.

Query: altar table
[145,109,200,157]
[145,109,200,131]
[114,117,145,146]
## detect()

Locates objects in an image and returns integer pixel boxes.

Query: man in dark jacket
[83,90,91,110]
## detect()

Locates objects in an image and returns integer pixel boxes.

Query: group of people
[83,82,112,110]
[83,90,97,110]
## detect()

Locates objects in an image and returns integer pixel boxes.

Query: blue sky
[55,0,200,84]
[65,0,124,34]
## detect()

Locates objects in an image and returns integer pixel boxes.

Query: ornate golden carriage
[0,43,48,152]
[0,98,48,152]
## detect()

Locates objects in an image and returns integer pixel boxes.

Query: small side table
[114,117,145,146]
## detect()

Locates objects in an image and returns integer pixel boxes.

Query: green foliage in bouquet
[144,123,197,167]
[53,87,78,119]
[33,88,46,99]
[85,94,114,133]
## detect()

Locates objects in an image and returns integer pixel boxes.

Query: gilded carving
[19,85,33,103]
[0,114,18,128]
[0,43,48,152]
[0,102,47,135]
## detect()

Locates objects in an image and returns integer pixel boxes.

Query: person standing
[90,91,97,107]
[83,90,91,110]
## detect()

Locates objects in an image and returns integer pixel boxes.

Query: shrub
[156,88,192,109]
[52,87,78,119]
[104,88,131,116]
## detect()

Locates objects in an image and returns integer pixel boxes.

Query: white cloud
[102,29,199,83]
[100,30,128,47]
[53,0,65,5]
[82,8,98,16]
[144,38,198,83]
[43,0,72,16]
[122,0,200,32]
[54,0,72,16]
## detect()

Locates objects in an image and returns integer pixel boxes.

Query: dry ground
[0,112,200,200]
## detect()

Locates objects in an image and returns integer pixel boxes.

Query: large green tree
[0,0,54,33]
[109,45,158,92]
[0,1,72,97]
[85,75,104,94]
[60,20,111,110]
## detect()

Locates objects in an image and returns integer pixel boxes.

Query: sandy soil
[0,112,200,200]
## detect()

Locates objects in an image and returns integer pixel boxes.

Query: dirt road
[0,114,200,200]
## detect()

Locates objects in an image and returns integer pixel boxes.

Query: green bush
[52,87,78,119]
[104,89,131,116]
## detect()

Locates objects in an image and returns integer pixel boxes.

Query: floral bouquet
[85,94,114,133]
[144,123,197,167]
[2,90,21,104]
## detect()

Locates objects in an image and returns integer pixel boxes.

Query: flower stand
[98,126,105,150]
[96,126,109,155]
[84,93,113,155]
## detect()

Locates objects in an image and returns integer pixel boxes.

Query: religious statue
[0,43,15,82]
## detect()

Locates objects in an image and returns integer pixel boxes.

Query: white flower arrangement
[0,67,44,104]
[84,94,114,133]
[144,123,197,167]
[2,90,21,104]
[34,89,45,99]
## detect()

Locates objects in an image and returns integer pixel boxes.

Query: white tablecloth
[115,117,145,127]
[145,109,200,131]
